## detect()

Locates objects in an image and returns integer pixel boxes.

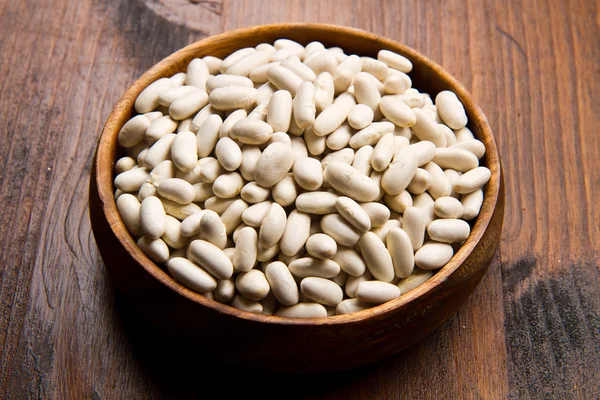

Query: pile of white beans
[113,39,490,318]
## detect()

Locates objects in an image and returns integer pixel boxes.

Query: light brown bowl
[89,23,504,373]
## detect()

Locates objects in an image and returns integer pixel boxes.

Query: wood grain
[0,0,598,398]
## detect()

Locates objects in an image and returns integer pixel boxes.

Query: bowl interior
[96,23,501,326]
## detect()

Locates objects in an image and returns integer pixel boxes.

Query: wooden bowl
[89,23,504,373]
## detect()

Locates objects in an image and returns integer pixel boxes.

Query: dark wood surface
[0,0,598,398]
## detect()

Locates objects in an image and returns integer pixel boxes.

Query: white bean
[424,162,452,199]
[453,167,491,193]
[197,114,223,157]
[118,115,151,147]
[301,277,343,306]
[188,239,234,279]
[167,257,217,293]
[434,196,464,219]
[356,281,400,304]
[414,242,454,270]
[116,193,143,236]
[377,50,412,73]
[135,78,174,113]
[349,121,394,149]
[162,215,188,249]
[254,142,295,187]
[321,214,361,247]
[288,257,341,278]
[264,261,298,305]
[267,65,303,96]
[215,137,242,171]
[461,189,484,220]
[396,268,434,293]
[146,115,178,142]
[280,209,310,256]
[205,74,254,93]
[327,123,354,150]
[336,298,372,315]
[305,234,338,260]
[380,95,416,127]
[209,86,258,110]
[139,196,166,239]
[433,148,479,172]
[137,236,170,263]
[275,303,327,318]
[386,228,414,278]
[293,82,316,128]
[114,167,149,192]
[233,227,259,272]
[156,178,195,204]
[296,191,339,214]
[382,147,418,195]
[324,161,379,202]
[313,92,355,136]
[272,173,298,207]
[435,90,468,129]
[240,181,270,203]
[427,218,471,243]
[169,90,209,120]
[402,207,426,251]
[292,157,323,190]
[171,131,198,172]
[335,196,371,233]
[186,58,210,89]
[360,202,390,227]
[230,118,273,145]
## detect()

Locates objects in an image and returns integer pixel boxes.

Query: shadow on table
[113,290,428,400]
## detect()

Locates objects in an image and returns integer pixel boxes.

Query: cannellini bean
[231,294,263,313]
[412,108,446,147]
[169,90,209,120]
[202,56,222,74]
[360,57,388,80]
[345,270,372,297]
[454,127,475,142]
[314,72,335,112]
[188,239,234,279]
[167,257,217,293]
[396,268,434,293]
[114,167,149,192]
[275,303,327,318]
[239,145,261,181]
[296,191,339,214]
[220,199,249,235]
[209,86,258,110]
[146,115,178,142]
[280,209,310,256]
[293,82,316,128]
[424,162,452,199]
[332,246,366,277]
[335,196,371,233]
[453,167,491,193]
[205,74,254,93]
[235,268,271,301]
[156,178,195,204]
[139,196,166,239]
[336,298,372,315]
[171,131,198,172]
[327,123,354,150]
[162,215,188,249]
[409,140,437,166]
[313,92,355,136]
[352,145,374,176]
[161,198,202,220]
[198,210,227,249]
[226,49,273,77]
[303,126,326,155]
[135,78,174,113]
[241,201,272,227]
[347,104,374,130]
[293,157,323,190]
[382,147,418,195]
[233,228,259,272]
[434,196,464,219]
[137,236,170,263]
[196,114,223,157]
[288,257,341,278]
[254,142,295,187]
[321,148,354,169]
[461,189,484,220]
[305,234,338,260]
[220,47,254,73]
[281,57,316,81]
[186,58,209,89]
[249,61,280,83]
[116,194,143,236]
[215,137,242,172]
[257,242,280,262]
[378,49,412,73]
[358,232,394,282]
[324,161,379,202]
[356,281,401,304]
[272,173,298,206]
[435,90,467,129]
[267,65,303,96]
[199,157,225,184]
[371,132,395,172]
[451,139,486,159]
[386,228,414,278]
[402,207,427,251]
[353,72,382,114]
[301,277,343,306]
[230,118,273,145]
[118,115,151,147]
[406,167,431,194]
[349,121,394,149]
[214,278,235,303]
[372,219,401,242]
[383,74,409,95]
[380,95,416,127]
[240,181,270,203]
[433,148,479,172]
[414,242,454,270]
[360,202,390,227]
[305,52,338,76]
[384,190,412,213]
[180,211,207,237]
[267,90,292,132]
[145,133,176,169]
[321,214,361,247]
[265,261,299,305]
[427,218,471,243]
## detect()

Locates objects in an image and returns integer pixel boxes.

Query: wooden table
[1,0,598,398]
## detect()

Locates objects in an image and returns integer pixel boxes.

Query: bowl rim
[95,22,501,326]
